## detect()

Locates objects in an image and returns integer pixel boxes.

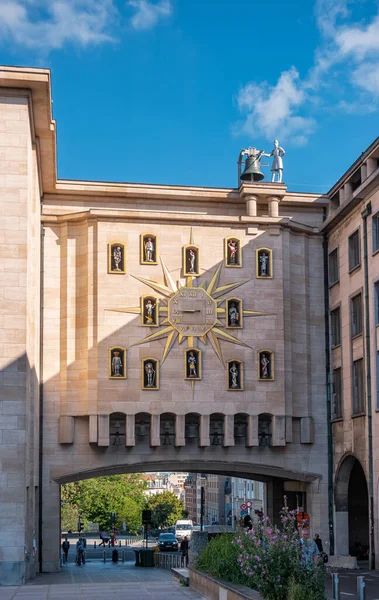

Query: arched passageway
[334,455,369,558]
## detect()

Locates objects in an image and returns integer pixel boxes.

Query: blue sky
[1,0,379,192]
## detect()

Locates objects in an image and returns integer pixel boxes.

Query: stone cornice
[41,207,319,234]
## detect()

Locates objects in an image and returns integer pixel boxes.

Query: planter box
[189,568,263,600]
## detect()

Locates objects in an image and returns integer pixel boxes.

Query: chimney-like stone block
[126,414,135,447]
[98,415,109,446]
[59,416,74,444]
[300,417,314,444]
[272,415,286,446]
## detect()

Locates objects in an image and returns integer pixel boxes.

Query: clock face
[168,286,217,336]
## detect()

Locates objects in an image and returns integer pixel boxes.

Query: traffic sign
[240,503,247,510]
[246,501,252,508]
[240,509,248,516]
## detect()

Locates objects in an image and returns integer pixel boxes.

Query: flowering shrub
[196,534,249,586]
[233,503,325,600]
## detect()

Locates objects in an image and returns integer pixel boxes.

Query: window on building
[349,230,360,271]
[329,248,339,285]
[352,358,365,415]
[375,281,379,325]
[351,293,362,337]
[331,307,341,347]
[373,213,379,254]
[332,368,342,419]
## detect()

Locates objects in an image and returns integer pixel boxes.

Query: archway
[334,455,369,558]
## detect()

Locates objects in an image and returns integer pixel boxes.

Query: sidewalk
[0,562,206,599]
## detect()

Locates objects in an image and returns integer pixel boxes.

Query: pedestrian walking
[300,529,319,569]
[76,537,85,566]
[314,534,323,553]
[61,537,70,563]
[180,536,189,567]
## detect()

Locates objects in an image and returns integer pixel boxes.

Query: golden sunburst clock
[108,232,270,373]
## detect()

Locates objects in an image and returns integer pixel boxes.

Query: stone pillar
[199,415,210,447]
[125,414,135,447]
[89,415,98,443]
[300,417,314,444]
[223,415,235,447]
[59,416,74,444]
[188,531,209,567]
[334,511,349,555]
[98,415,109,446]
[150,415,160,446]
[343,181,353,203]
[272,416,286,446]
[268,196,280,218]
[246,415,259,446]
[246,195,258,217]
[366,156,377,177]
[41,480,61,573]
[175,414,186,447]
[0,91,41,585]
[266,479,285,526]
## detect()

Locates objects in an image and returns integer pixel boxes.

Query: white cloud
[336,14,379,59]
[128,0,172,31]
[236,67,316,145]
[351,61,379,95]
[235,1,379,145]
[0,0,116,49]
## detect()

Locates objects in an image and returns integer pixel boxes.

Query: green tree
[61,502,78,532]
[147,491,184,529]
[60,475,148,533]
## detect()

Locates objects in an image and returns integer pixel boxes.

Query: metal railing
[154,552,187,569]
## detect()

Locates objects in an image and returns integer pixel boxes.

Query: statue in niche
[259,352,272,379]
[259,252,269,276]
[109,243,125,273]
[144,361,156,388]
[257,249,271,277]
[113,247,122,271]
[183,245,200,276]
[228,301,240,327]
[228,240,238,265]
[112,351,122,376]
[145,237,155,262]
[189,249,196,274]
[109,347,126,378]
[229,362,240,389]
[187,351,197,378]
[144,298,156,325]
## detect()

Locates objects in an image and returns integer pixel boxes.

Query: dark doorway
[348,460,369,559]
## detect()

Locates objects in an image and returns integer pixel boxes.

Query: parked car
[157,532,179,552]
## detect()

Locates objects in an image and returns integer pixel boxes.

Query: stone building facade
[322,138,379,568]
[2,65,375,585]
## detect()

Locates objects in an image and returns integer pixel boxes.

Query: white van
[174,519,193,541]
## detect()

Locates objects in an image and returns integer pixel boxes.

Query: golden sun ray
[212,279,251,299]
[131,274,173,298]
[105,307,141,314]
[161,330,179,364]
[130,325,175,347]
[243,310,273,317]
[160,258,178,293]
[206,264,222,295]
[208,331,224,364]
[212,327,253,349]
